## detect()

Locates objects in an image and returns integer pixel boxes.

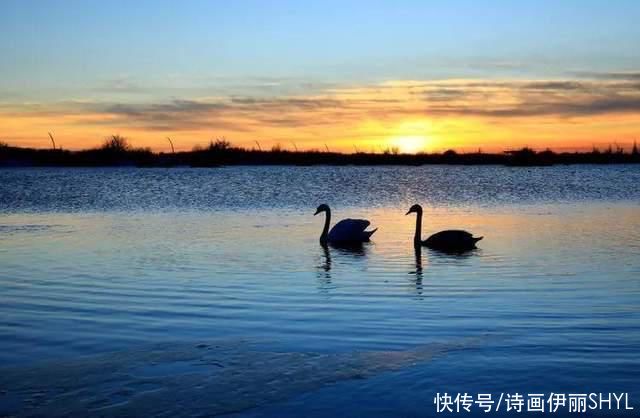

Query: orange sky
[2,77,639,153]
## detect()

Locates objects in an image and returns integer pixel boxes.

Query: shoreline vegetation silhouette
[1,136,639,168]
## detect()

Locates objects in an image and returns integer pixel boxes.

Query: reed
[48,132,56,150]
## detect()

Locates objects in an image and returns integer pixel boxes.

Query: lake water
[1,166,639,417]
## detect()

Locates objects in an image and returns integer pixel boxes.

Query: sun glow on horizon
[387,120,438,153]
[391,135,428,154]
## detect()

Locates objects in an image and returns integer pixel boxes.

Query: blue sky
[2,0,639,101]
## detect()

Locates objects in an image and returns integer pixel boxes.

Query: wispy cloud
[2,75,639,151]
[569,71,640,81]
[7,77,640,126]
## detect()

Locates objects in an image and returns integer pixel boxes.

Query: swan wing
[435,230,473,239]
[328,218,371,242]
[425,230,477,246]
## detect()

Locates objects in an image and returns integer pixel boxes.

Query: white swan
[406,204,482,252]
[314,204,377,246]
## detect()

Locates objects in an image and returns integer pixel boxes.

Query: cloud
[519,81,586,91]
[442,96,640,118]
[3,75,640,134]
[408,78,640,118]
[87,76,345,100]
[569,71,640,81]
[93,100,234,131]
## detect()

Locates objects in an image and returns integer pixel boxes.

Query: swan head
[405,204,423,215]
[314,203,330,216]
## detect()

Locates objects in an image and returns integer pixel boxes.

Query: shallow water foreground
[0,337,488,417]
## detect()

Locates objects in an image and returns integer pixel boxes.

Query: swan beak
[313,209,320,216]
[405,210,411,215]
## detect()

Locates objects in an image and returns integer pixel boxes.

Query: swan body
[406,204,482,252]
[315,204,377,245]
[423,230,481,250]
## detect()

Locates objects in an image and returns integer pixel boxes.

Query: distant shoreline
[2,139,639,168]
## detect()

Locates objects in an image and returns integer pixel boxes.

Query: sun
[392,135,427,154]
[386,119,435,153]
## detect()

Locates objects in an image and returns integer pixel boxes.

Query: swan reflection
[412,245,424,295]
[319,244,332,274]
[426,246,481,260]
[316,242,370,279]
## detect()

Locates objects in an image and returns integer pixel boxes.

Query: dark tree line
[1,137,639,167]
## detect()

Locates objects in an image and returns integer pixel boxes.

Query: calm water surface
[0,166,639,417]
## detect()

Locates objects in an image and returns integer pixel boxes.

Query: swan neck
[320,208,331,244]
[414,210,422,246]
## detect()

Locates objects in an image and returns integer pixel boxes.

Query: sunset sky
[2,0,640,153]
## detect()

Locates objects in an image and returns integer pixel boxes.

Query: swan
[406,204,482,252]
[314,204,377,245]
